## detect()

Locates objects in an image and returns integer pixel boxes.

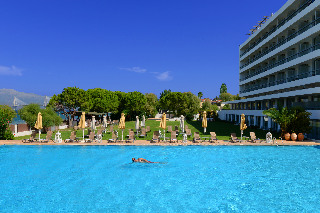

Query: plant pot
[284,133,291,141]
[291,133,297,141]
[298,133,304,141]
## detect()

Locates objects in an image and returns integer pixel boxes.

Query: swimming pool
[0,145,319,212]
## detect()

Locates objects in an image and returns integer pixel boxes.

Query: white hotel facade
[218,0,320,139]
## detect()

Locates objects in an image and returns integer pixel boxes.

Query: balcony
[292,101,320,110]
[240,17,320,71]
[240,0,315,58]
[240,42,320,82]
[240,68,320,94]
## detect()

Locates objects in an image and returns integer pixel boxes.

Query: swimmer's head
[132,158,135,162]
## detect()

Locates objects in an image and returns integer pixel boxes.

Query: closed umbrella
[180,115,185,133]
[202,111,207,133]
[78,112,86,141]
[91,116,96,130]
[135,116,140,134]
[34,112,43,141]
[103,115,107,128]
[240,113,247,140]
[141,115,145,128]
[160,113,167,141]
[119,113,126,141]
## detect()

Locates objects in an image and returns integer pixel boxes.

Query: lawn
[14,120,279,141]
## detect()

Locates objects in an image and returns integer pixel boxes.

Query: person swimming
[132,158,159,163]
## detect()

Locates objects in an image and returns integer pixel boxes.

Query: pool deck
[1,140,319,146]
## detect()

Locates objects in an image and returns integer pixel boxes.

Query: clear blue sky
[0,0,287,98]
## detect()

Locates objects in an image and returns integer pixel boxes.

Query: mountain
[0,89,50,107]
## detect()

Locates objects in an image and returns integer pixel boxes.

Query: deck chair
[108,131,118,143]
[107,125,114,133]
[210,132,218,143]
[151,131,159,143]
[249,132,261,143]
[65,131,79,143]
[230,133,240,143]
[96,129,103,143]
[186,129,192,137]
[174,126,179,132]
[126,131,135,143]
[167,126,172,133]
[139,128,147,138]
[185,125,189,130]
[146,126,151,132]
[170,131,177,143]
[193,132,201,143]
[22,131,37,143]
[41,131,53,143]
[85,132,95,143]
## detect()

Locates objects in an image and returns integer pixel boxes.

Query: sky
[0,0,288,98]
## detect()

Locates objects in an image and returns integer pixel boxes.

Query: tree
[0,105,16,140]
[18,104,62,131]
[48,87,86,126]
[219,93,235,102]
[222,104,230,110]
[263,107,295,137]
[159,89,171,100]
[220,83,227,94]
[287,106,312,134]
[84,89,119,113]
[124,91,147,120]
[145,93,158,118]
[198,92,203,99]
[201,99,212,111]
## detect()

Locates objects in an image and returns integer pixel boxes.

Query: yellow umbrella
[240,113,247,140]
[202,111,207,133]
[78,112,86,141]
[119,113,126,141]
[160,113,167,141]
[34,112,42,141]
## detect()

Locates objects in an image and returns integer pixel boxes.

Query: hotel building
[219,0,320,139]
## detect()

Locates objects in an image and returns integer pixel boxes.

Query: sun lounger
[65,131,79,143]
[22,131,37,143]
[186,129,192,137]
[146,126,151,132]
[108,131,118,143]
[170,131,177,143]
[167,126,172,133]
[41,131,53,143]
[139,128,147,138]
[85,132,95,143]
[249,132,261,143]
[185,125,189,130]
[174,126,179,132]
[96,129,103,143]
[126,131,135,143]
[210,132,217,143]
[193,132,201,143]
[151,131,160,143]
[230,133,240,143]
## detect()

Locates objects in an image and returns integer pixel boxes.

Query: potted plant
[298,133,304,141]
[285,133,291,141]
[291,132,297,141]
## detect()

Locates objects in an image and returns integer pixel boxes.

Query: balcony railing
[240,17,320,71]
[292,101,320,110]
[240,42,320,82]
[240,0,315,58]
[240,68,320,94]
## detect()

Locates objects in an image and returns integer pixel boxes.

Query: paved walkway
[0,140,319,146]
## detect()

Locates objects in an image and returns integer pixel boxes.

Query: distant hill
[0,89,50,107]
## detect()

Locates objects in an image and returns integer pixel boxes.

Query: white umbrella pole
[122,129,124,141]
[241,130,243,141]
[83,129,84,141]
[39,129,41,141]
[204,128,206,133]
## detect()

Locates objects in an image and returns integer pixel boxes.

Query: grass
[14,120,279,141]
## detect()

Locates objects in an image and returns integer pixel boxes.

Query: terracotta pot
[291,133,297,141]
[298,133,304,141]
[284,133,291,141]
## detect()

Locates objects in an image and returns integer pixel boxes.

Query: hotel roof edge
[240,0,295,49]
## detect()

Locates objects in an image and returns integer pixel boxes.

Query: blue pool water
[0,145,320,212]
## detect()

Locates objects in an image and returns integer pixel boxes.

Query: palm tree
[198,92,203,99]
